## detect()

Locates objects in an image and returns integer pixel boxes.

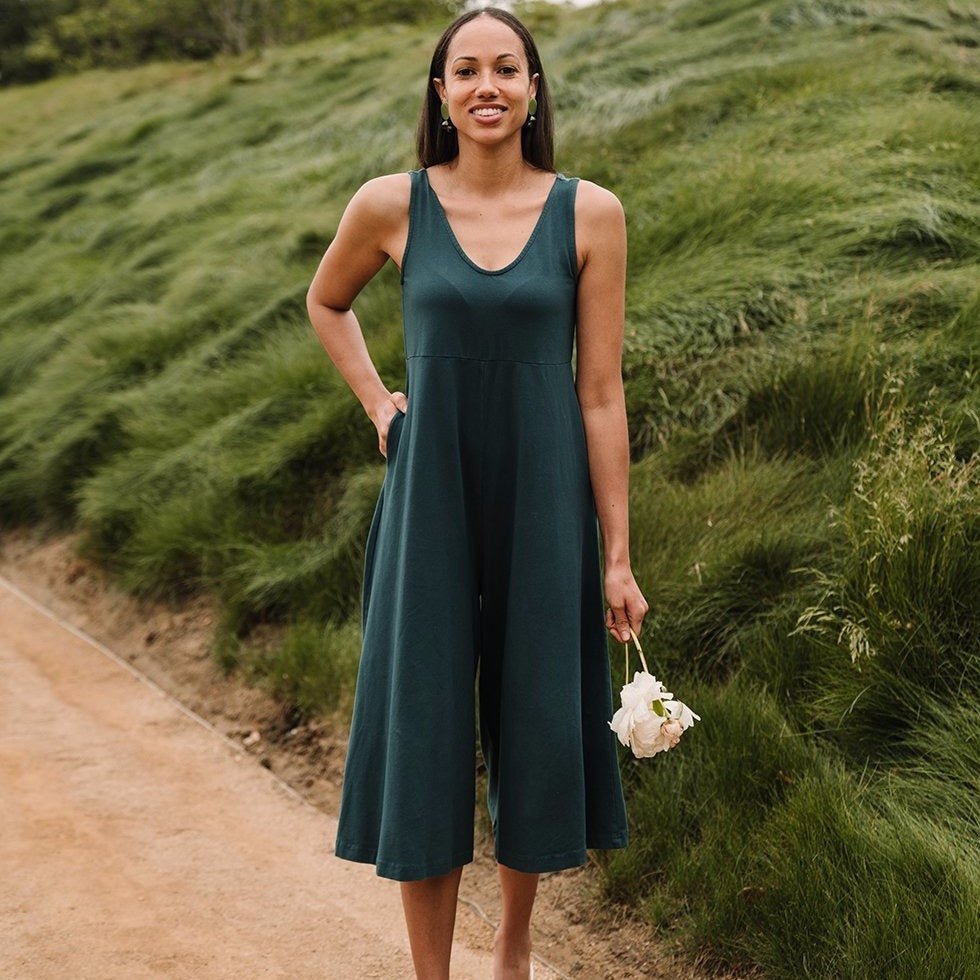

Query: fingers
[606,589,651,644]
[379,392,408,458]
[379,408,394,458]
[606,605,632,643]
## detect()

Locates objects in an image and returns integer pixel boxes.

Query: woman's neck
[441,138,538,196]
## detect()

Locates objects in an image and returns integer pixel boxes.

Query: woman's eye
[454,65,519,77]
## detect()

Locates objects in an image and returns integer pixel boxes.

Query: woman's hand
[374,391,408,458]
[604,562,649,643]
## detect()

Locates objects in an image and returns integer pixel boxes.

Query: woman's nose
[475,72,500,96]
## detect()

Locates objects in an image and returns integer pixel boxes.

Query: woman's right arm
[305,173,410,452]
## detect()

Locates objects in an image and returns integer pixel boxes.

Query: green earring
[526,97,537,126]
[440,101,453,130]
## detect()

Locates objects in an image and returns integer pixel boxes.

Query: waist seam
[406,353,572,366]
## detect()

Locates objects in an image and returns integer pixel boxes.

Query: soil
[0,526,755,980]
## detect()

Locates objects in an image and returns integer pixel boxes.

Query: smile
[471,106,506,117]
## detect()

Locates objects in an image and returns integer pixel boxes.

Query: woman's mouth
[470,105,506,120]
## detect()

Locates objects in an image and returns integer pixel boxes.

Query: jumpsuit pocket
[385,408,406,462]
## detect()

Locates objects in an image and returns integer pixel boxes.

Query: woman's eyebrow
[451,53,520,64]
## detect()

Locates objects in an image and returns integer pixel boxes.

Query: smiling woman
[417,7,554,173]
[305,7,647,979]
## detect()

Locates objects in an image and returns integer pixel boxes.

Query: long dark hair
[416,6,555,172]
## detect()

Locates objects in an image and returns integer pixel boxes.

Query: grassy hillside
[1,0,978,976]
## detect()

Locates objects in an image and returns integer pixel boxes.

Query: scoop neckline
[421,168,562,276]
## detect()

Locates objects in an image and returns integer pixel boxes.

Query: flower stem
[623,625,652,685]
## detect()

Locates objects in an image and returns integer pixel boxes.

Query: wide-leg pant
[333,356,630,881]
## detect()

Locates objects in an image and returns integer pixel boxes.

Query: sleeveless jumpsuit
[332,167,630,881]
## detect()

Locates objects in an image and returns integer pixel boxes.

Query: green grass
[1,0,978,975]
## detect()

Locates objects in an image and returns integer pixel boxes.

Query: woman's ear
[432,77,447,102]
[530,72,539,101]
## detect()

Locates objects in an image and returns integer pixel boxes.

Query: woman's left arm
[574,181,649,642]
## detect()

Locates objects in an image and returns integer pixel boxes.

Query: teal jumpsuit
[332,167,630,881]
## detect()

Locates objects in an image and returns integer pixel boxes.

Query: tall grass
[792,386,980,759]
[1,0,978,975]
[743,763,980,979]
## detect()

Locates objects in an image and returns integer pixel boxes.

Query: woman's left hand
[603,563,649,643]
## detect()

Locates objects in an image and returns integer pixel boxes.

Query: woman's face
[433,16,539,148]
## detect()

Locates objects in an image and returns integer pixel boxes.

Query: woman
[306,7,648,979]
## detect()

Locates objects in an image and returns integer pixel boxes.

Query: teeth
[473,107,503,116]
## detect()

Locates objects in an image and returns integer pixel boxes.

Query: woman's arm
[573,180,649,641]
[306,173,410,457]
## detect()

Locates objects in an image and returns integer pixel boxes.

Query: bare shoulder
[573,180,625,272]
[574,179,625,229]
[343,171,411,222]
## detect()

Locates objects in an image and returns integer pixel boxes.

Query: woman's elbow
[576,373,625,412]
[306,287,349,319]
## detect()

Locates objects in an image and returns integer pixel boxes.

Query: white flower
[609,669,701,759]
[661,719,684,748]
[664,699,700,730]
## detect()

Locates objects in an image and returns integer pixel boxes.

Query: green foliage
[1,0,459,83]
[791,386,980,758]
[742,763,980,979]
[237,616,364,719]
[1,1,979,976]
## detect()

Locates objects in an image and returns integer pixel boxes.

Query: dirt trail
[0,529,736,980]
[0,576,513,978]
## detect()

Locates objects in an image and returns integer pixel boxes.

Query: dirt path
[0,575,515,978]
[0,529,737,980]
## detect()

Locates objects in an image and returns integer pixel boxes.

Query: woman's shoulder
[348,171,413,216]
[571,177,626,229]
